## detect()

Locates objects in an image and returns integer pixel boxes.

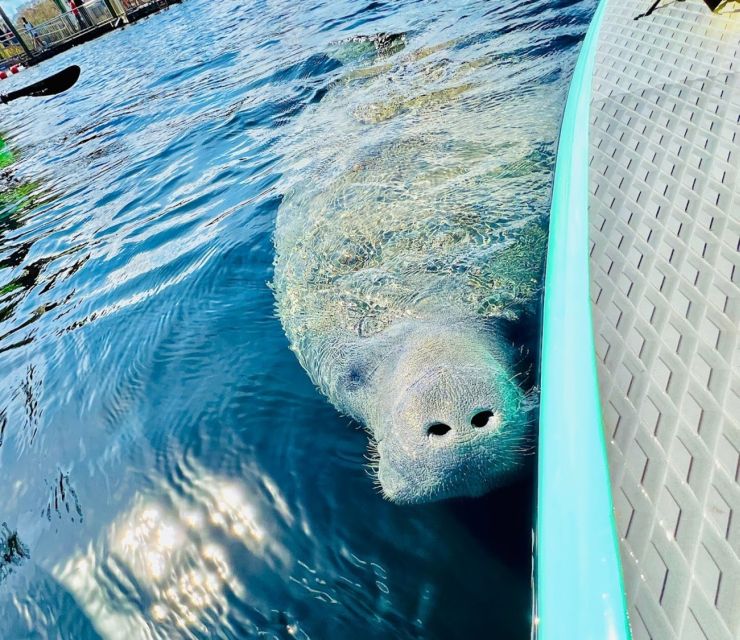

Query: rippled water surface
[0,1,593,637]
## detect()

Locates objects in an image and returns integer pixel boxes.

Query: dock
[0,0,182,68]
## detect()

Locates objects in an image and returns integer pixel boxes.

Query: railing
[121,0,161,9]
[19,0,117,52]
[16,0,174,55]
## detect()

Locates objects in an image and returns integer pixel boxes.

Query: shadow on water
[450,476,535,575]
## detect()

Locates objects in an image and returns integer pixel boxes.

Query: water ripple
[0,0,594,637]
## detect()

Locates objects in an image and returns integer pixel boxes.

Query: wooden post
[0,4,33,59]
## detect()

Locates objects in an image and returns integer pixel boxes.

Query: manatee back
[273,40,554,394]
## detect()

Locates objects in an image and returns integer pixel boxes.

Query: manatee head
[366,321,535,504]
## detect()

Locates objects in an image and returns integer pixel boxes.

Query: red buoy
[10,65,19,74]
[0,71,8,80]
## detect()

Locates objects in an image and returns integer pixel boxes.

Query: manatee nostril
[471,410,494,428]
[427,422,451,437]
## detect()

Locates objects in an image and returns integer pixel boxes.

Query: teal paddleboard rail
[535,1,631,638]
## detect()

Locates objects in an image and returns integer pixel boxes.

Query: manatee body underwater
[273,35,555,503]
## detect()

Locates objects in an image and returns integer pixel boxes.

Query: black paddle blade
[0,65,81,104]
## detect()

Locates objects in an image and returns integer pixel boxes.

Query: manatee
[273,37,556,503]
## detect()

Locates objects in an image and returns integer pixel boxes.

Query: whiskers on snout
[363,433,385,496]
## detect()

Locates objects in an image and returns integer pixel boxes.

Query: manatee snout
[368,323,534,504]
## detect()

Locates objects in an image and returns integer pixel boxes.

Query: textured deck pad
[588,1,739,639]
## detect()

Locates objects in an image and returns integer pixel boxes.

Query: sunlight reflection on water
[55,472,279,637]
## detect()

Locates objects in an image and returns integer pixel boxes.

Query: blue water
[0,1,593,637]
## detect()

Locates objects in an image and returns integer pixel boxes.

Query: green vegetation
[0,140,14,169]
[0,180,38,210]
[18,0,63,26]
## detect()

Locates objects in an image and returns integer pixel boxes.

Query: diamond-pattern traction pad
[588,1,739,638]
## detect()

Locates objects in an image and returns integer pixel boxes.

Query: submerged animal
[273,35,556,503]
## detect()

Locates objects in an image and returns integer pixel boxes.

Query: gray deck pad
[588,1,739,639]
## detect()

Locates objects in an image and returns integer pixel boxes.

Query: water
[0,1,593,637]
